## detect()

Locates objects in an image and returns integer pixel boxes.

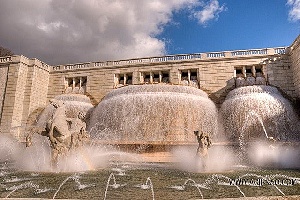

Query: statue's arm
[66,118,73,122]
[208,136,212,147]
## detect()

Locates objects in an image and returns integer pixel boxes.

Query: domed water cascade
[88,85,218,145]
[220,85,300,143]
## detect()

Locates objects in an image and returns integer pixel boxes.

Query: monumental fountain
[1,80,300,199]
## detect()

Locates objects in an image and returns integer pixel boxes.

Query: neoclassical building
[0,35,299,140]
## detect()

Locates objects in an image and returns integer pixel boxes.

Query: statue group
[26,99,89,167]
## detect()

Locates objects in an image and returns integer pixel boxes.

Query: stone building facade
[0,35,299,140]
[290,35,300,98]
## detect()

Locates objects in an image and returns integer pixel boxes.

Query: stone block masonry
[0,56,50,139]
[290,35,300,98]
[0,65,9,119]
[49,47,294,108]
[0,35,299,140]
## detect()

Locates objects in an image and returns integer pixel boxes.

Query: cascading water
[220,85,300,143]
[1,84,300,199]
[88,85,218,144]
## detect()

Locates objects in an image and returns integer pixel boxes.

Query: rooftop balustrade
[0,47,288,71]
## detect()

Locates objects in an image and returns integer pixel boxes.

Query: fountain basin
[220,85,300,142]
[88,85,218,144]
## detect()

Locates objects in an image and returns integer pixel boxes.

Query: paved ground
[204,196,300,200]
[1,195,300,200]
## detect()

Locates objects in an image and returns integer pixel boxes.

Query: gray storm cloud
[0,0,225,65]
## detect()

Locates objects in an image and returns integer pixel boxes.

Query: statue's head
[202,135,212,148]
[50,99,58,108]
[49,99,64,108]
[78,111,86,120]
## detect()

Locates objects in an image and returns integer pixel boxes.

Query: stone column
[252,65,256,77]
[72,78,75,90]
[242,66,246,77]
[150,72,153,83]
[159,71,162,83]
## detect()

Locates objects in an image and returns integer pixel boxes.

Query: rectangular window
[81,77,87,86]
[181,71,189,81]
[65,76,87,94]
[119,74,125,85]
[255,66,264,77]
[161,71,169,83]
[153,72,160,83]
[235,67,244,78]
[126,73,133,85]
[180,69,199,88]
[68,79,73,87]
[115,73,133,87]
[190,71,198,81]
[144,73,151,83]
[246,68,252,76]
[140,70,170,84]
[256,68,262,73]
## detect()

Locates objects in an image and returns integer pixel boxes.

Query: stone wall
[49,52,289,107]
[266,55,295,99]
[0,56,50,139]
[0,59,29,138]
[290,35,300,98]
[21,60,50,127]
[0,64,8,120]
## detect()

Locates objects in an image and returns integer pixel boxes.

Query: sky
[0,0,299,65]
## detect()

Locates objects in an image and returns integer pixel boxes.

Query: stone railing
[231,49,268,56]
[38,61,51,71]
[0,56,12,63]
[52,53,203,71]
[274,47,287,54]
[64,63,90,70]
[0,55,50,72]
[0,47,284,71]
[207,52,225,58]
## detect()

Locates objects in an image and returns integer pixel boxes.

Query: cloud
[287,0,300,21]
[193,0,226,25]
[0,0,224,65]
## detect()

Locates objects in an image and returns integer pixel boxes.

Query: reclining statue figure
[25,99,89,168]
